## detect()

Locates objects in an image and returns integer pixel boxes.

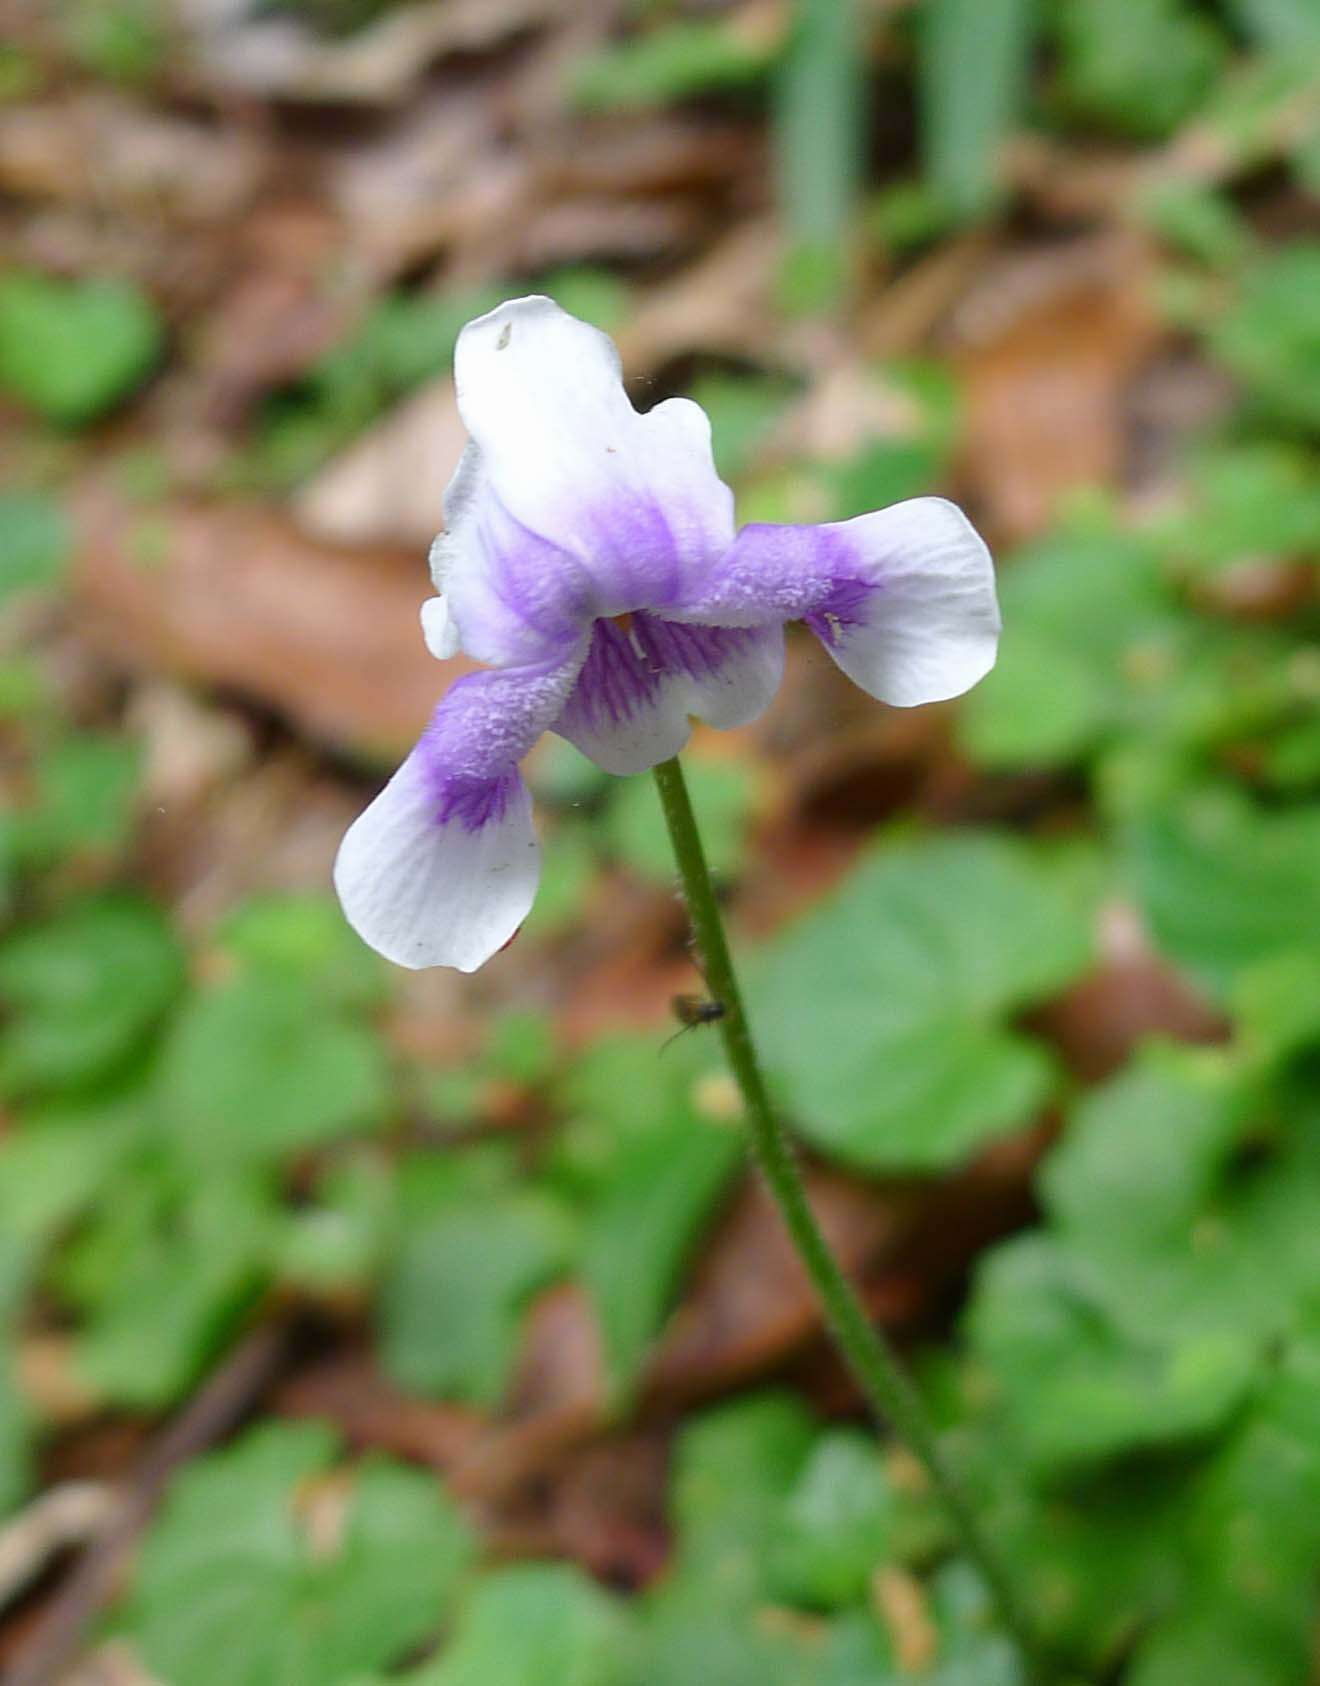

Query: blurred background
[2,0,1320,1680]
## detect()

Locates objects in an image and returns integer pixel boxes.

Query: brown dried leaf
[180,0,566,105]
[293,381,467,550]
[191,205,356,425]
[328,89,510,280]
[275,1351,483,1468]
[0,94,260,220]
[71,483,457,754]
[950,235,1162,544]
[1034,899,1228,1082]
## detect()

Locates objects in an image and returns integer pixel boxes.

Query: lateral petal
[670,498,999,707]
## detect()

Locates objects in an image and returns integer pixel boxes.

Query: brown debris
[950,235,1163,544]
[71,482,459,755]
[178,0,566,105]
[293,380,467,550]
[1036,900,1230,1083]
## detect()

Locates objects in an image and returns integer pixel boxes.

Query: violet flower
[335,296,999,971]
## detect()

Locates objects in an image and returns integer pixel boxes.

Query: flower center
[608,610,649,662]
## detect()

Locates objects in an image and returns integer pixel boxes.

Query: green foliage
[1224,0,1320,47]
[573,19,775,112]
[420,1565,628,1686]
[968,1232,1254,1473]
[582,1103,739,1403]
[380,1174,576,1405]
[1042,1048,1320,1353]
[275,1152,395,1291]
[0,894,184,1097]
[1126,786,1320,996]
[0,271,162,424]
[958,502,1317,805]
[1193,53,1320,178]
[948,896,1320,1668]
[1049,0,1228,140]
[666,1390,818,1601]
[1136,180,1255,268]
[774,0,865,311]
[161,974,391,1163]
[73,1169,275,1405]
[1161,438,1320,569]
[0,492,69,601]
[959,524,1177,771]
[62,0,168,82]
[553,1031,727,1186]
[769,1431,896,1609]
[124,1422,475,1685]
[0,882,402,1407]
[11,734,142,871]
[752,833,1092,1168]
[688,371,800,482]
[0,1238,32,1517]
[919,0,1035,218]
[10,14,1320,1680]
[606,759,755,884]
[1211,242,1320,431]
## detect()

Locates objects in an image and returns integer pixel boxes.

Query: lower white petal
[688,623,784,729]
[334,749,537,973]
[554,617,781,776]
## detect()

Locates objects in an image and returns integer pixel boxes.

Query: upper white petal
[439,297,736,665]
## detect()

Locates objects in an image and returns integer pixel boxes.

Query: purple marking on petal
[561,614,764,734]
[804,576,879,649]
[665,521,860,629]
[571,618,661,730]
[446,456,729,668]
[638,614,762,680]
[415,734,520,832]
[430,770,519,833]
[406,651,583,832]
[578,495,686,610]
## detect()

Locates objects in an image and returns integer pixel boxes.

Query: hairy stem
[651,754,1054,1683]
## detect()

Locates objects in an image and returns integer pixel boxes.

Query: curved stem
[651,755,1053,1684]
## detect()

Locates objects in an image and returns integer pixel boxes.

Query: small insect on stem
[659,992,727,1054]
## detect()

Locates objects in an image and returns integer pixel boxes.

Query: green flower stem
[651,754,1054,1684]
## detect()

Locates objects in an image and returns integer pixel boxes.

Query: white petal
[420,596,461,661]
[440,297,735,664]
[553,617,782,776]
[556,674,693,777]
[825,498,999,707]
[689,623,785,729]
[334,751,538,973]
[428,442,481,595]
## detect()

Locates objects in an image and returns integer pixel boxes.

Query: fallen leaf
[180,0,566,105]
[0,94,260,222]
[1033,899,1229,1082]
[275,1350,483,1469]
[950,235,1162,544]
[293,381,468,550]
[71,482,459,754]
